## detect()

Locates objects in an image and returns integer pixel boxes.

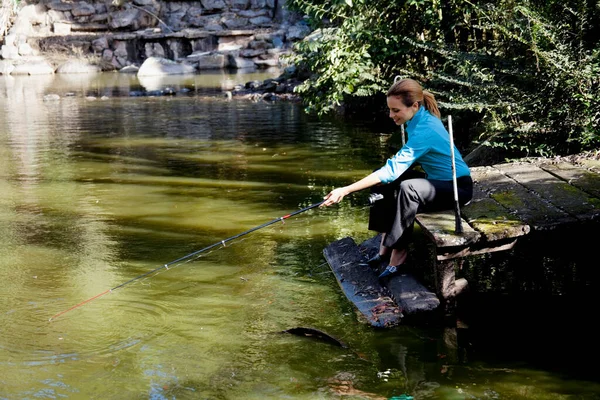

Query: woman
[321,78,472,279]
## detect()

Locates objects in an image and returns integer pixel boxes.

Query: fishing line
[49,200,325,321]
[136,236,248,286]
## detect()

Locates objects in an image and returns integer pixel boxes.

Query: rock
[3,34,16,46]
[217,35,252,51]
[249,16,272,26]
[137,56,196,76]
[1,45,20,60]
[144,42,165,58]
[71,3,96,17]
[47,1,73,12]
[0,61,15,75]
[4,0,310,74]
[18,43,36,56]
[119,65,140,73]
[231,0,250,9]
[46,9,66,23]
[239,9,268,18]
[43,94,61,101]
[18,4,48,25]
[254,58,279,68]
[197,53,227,70]
[200,0,226,12]
[11,60,55,75]
[287,22,311,40]
[228,55,255,69]
[53,22,71,35]
[92,36,109,52]
[102,48,113,62]
[56,60,101,74]
[109,8,141,30]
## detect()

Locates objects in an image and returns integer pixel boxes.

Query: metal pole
[448,116,463,234]
[401,124,406,146]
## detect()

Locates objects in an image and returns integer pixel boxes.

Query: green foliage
[286,0,600,157]
[290,27,386,114]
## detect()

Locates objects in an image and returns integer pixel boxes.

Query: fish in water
[281,327,347,348]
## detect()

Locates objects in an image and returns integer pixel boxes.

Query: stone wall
[0,0,312,74]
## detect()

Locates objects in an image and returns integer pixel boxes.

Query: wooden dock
[324,158,600,326]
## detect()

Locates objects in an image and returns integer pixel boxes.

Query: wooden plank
[435,238,518,260]
[323,237,402,328]
[496,163,600,221]
[539,161,600,200]
[471,166,573,229]
[385,272,440,315]
[415,211,480,248]
[358,236,439,316]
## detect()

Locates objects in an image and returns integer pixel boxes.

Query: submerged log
[323,237,402,328]
[324,236,440,327]
[358,235,440,317]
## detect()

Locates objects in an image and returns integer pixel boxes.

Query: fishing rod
[49,200,325,321]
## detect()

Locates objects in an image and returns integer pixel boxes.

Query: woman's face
[387,96,419,125]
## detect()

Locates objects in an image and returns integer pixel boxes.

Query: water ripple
[0,292,179,367]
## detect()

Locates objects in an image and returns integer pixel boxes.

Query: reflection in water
[0,72,599,399]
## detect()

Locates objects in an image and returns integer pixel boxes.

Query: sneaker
[378,264,403,279]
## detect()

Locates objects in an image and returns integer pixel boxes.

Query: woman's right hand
[321,187,350,207]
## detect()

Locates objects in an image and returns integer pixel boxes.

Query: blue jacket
[375,106,471,183]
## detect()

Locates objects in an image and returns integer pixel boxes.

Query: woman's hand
[320,173,381,207]
[321,187,350,207]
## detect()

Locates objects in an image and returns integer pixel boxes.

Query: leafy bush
[286,0,600,158]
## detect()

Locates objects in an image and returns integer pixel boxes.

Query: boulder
[137,56,196,76]
[11,60,55,75]
[228,55,255,69]
[197,53,227,69]
[0,61,15,75]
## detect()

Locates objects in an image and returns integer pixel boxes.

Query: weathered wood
[495,163,600,221]
[384,272,440,315]
[323,237,402,328]
[358,236,440,316]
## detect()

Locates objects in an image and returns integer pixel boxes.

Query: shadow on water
[453,222,600,382]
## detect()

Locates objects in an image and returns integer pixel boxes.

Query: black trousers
[368,169,473,249]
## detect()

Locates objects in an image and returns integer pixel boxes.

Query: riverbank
[0,0,310,75]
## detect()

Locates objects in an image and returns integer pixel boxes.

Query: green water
[0,71,599,399]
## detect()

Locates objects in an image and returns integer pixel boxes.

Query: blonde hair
[387,78,440,119]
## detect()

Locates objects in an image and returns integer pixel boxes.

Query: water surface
[1,71,599,399]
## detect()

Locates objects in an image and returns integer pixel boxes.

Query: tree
[285,0,600,158]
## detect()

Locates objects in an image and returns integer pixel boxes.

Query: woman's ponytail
[422,90,440,118]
